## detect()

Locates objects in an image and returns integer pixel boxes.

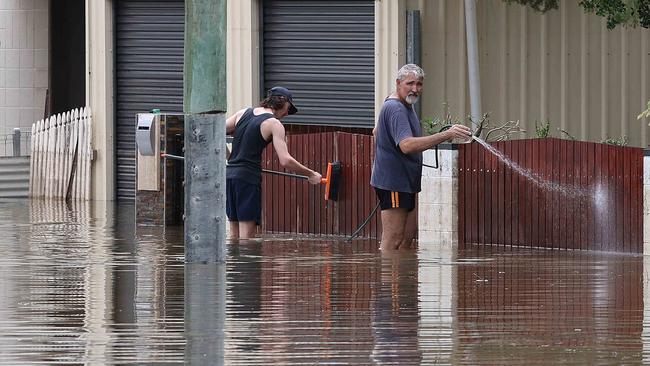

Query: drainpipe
[406,10,421,119]
[464,0,482,129]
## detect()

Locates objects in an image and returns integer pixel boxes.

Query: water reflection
[185,264,226,366]
[454,246,643,364]
[0,199,646,364]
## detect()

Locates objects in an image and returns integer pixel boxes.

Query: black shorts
[374,188,416,212]
[226,178,262,224]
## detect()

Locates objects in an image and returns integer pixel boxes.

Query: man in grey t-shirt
[371,64,471,250]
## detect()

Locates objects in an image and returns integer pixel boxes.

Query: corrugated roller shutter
[263,0,374,128]
[115,0,184,200]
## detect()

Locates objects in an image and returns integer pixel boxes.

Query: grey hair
[396,64,425,81]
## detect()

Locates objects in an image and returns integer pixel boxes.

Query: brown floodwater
[0,199,648,365]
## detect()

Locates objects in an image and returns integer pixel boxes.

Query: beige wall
[226,0,261,115]
[408,0,650,147]
[86,0,114,201]
[0,0,49,155]
[374,0,405,122]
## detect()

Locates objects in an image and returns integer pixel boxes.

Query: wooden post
[183,0,227,263]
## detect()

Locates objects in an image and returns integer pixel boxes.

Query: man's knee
[381,228,406,250]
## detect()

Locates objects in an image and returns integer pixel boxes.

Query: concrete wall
[407,0,650,147]
[0,0,49,156]
[643,150,650,255]
[419,147,459,245]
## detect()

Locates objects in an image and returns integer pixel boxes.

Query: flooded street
[0,199,648,364]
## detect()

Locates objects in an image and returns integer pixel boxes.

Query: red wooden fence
[261,132,380,239]
[458,138,643,253]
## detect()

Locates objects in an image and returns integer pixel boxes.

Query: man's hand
[445,124,472,141]
[307,171,322,185]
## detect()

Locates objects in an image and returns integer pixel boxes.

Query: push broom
[261,161,342,201]
[162,154,342,201]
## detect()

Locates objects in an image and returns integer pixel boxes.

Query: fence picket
[29,121,38,196]
[75,110,84,200]
[38,118,47,197]
[66,109,79,200]
[34,120,42,197]
[62,111,71,197]
[45,115,54,198]
[60,112,69,198]
[55,113,64,198]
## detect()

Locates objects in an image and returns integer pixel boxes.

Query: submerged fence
[458,138,643,253]
[30,107,93,200]
[261,132,380,238]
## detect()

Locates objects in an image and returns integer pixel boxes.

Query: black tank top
[226,108,274,184]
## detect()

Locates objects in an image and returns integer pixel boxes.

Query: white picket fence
[29,107,93,200]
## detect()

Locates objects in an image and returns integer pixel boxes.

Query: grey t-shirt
[370,98,423,193]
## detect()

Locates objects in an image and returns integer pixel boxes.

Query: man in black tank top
[225,87,322,239]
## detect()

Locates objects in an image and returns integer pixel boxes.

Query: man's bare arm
[399,124,471,154]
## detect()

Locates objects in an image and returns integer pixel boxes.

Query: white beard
[405,94,419,105]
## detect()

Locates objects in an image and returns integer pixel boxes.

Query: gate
[261,132,380,239]
[458,138,643,253]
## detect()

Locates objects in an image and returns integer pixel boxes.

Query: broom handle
[263,169,327,184]
[261,169,307,180]
[161,154,325,183]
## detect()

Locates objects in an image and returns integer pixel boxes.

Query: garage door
[262,0,374,128]
[115,0,184,200]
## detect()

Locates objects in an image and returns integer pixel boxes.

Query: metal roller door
[115,0,184,200]
[262,0,374,128]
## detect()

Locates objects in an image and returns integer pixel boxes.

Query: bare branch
[483,120,525,141]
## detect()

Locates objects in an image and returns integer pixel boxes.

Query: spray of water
[472,136,600,199]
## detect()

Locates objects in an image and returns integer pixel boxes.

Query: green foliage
[420,103,458,136]
[504,0,649,29]
[601,135,628,146]
[581,0,649,29]
[423,104,525,141]
[534,120,551,138]
[503,0,557,12]
[638,100,650,122]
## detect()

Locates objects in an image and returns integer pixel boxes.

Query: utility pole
[184,0,227,263]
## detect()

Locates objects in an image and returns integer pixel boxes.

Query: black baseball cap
[268,86,298,115]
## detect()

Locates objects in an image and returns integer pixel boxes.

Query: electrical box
[136,113,156,156]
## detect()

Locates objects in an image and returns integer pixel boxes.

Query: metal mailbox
[136,113,156,156]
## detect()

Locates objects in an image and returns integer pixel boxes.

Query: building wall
[0,0,48,155]
[409,0,650,147]
[375,0,405,122]
[86,0,650,200]
[226,0,261,115]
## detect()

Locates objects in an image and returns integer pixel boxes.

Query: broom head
[322,161,342,201]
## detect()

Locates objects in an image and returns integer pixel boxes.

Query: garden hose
[346,125,454,241]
